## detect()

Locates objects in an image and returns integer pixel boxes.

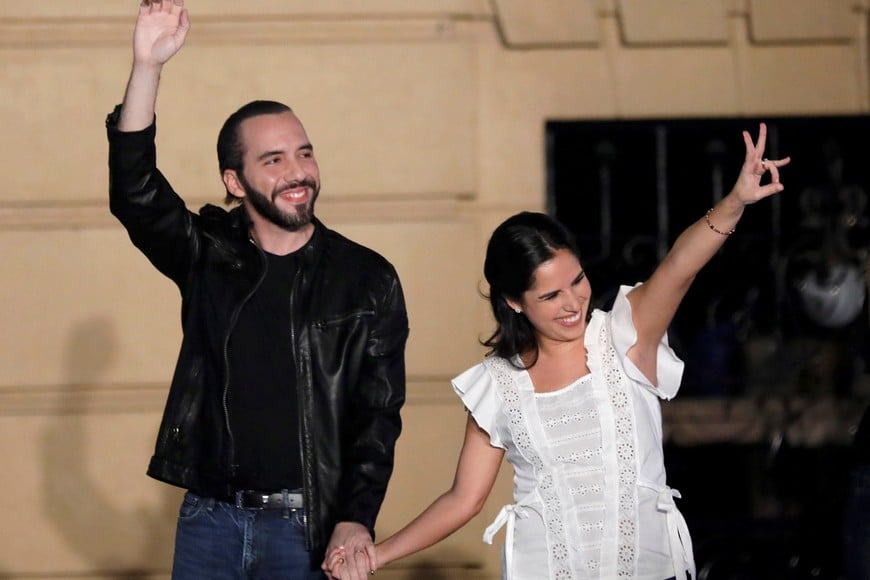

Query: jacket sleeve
[106,105,199,288]
[339,268,409,534]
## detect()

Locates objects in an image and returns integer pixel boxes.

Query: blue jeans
[844,464,870,580]
[172,491,325,580]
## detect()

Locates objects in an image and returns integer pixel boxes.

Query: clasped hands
[322,522,379,579]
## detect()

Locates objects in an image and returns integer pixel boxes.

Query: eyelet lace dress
[453,285,695,580]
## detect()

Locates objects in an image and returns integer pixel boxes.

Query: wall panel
[0,40,478,206]
[618,0,730,45]
[0,229,181,388]
[491,0,600,47]
[0,411,179,575]
[749,0,857,42]
[739,44,864,114]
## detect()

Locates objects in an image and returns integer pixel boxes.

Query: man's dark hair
[482,211,582,368]
[217,100,293,204]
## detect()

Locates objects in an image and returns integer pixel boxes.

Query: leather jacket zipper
[221,241,268,479]
[289,260,314,549]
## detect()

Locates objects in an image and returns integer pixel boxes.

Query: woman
[325,124,789,579]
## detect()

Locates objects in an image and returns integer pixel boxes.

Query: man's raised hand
[133,0,191,67]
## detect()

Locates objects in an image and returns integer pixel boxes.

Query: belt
[228,490,304,510]
[654,485,695,580]
[483,490,535,580]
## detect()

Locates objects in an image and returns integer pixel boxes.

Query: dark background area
[547,115,870,579]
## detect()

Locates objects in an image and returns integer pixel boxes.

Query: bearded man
[107,2,409,578]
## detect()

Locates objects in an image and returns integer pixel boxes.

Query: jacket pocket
[313,309,375,328]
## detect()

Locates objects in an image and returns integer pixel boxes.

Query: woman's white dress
[453,285,695,580]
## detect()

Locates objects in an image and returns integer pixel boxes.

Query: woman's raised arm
[626,123,790,384]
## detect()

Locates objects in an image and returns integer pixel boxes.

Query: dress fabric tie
[483,500,531,580]
[655,486,696,580]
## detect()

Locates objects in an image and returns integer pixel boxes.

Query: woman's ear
[505,298,522,314]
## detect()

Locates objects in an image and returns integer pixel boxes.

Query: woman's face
[507,248,592,346]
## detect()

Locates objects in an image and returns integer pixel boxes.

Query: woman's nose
[563,291,583,311]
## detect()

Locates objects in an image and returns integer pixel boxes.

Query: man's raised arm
[119,0,190,132]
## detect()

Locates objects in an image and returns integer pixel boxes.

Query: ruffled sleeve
[610,284,685,400]
[452,362,506,449]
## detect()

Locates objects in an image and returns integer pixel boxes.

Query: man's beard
[238,171,319,232]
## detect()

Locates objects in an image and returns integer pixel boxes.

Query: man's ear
[222,169,246,201]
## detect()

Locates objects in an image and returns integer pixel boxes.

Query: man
[107,1,409,578]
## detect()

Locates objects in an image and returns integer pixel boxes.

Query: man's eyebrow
[256,149,284,161]
[255,143,313,161]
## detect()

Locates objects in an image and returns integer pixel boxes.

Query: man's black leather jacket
[106,107,409,559]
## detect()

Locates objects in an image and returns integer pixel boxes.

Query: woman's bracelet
[705,208,735,236]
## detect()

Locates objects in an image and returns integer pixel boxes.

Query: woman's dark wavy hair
[482,211,581,368]
[216,100,293,204]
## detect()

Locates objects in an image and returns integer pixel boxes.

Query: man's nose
[284,161,306,184]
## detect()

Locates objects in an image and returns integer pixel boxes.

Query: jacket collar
[223,202,325,264]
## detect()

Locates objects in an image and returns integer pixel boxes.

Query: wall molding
[0,196,469,231]
[0,375,458,416]
[1,4,864,51]
[5,381,860,451]
[0,16,461,49]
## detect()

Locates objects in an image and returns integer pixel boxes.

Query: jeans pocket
[178,492,208,520]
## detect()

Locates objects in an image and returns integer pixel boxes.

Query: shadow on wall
[40,317,178,578]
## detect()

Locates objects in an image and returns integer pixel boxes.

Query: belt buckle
[284,492,303,510]
[233,489,303,510]
[234,490,268,510]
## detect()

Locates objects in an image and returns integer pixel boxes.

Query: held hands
[322,522,379,579]
[134,0,190,67]
[732,122,791,206]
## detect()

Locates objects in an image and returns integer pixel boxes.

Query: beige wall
[0,0,866,577]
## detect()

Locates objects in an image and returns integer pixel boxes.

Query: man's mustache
[273,179,317,198]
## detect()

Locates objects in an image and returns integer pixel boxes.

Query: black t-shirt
[227,250,302,490]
